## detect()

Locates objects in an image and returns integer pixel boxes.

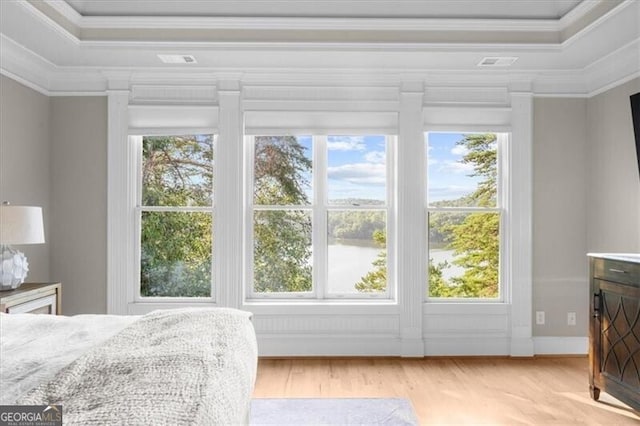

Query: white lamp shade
[0,206,45,245]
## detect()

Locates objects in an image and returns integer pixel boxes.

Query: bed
[0,307,258,425]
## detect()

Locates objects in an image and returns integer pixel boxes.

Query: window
[135,134,216,298]
[426,132,503,299]
[247,135,393,299]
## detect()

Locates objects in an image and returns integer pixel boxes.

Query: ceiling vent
[157,54,197,64]
[477,57,518,67]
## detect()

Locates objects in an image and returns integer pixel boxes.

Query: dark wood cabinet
[589,254,640,410]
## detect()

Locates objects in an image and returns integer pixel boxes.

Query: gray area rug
[250,398,419,425]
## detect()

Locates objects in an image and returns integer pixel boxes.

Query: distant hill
[329,198,385,206]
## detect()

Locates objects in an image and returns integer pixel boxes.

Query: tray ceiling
[64,0,582,20]
[0,0,638,96]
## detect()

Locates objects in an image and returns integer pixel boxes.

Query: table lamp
[0,202,45,291]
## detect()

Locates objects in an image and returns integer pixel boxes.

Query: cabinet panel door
[596,279,640,390]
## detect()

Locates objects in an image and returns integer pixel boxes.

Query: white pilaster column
[397,81,426,356]
[215,80,244,309]
[509,91,534,356]
[106,82,132,315]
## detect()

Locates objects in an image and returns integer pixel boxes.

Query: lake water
[328,244,381,293]
[327,244,462,293]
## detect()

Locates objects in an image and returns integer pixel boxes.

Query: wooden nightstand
[0,282,61,314]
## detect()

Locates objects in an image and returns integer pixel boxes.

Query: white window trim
[244,134,396,301]
[424,131,508,303]
[107,84,533,357]
[107,93,224,314]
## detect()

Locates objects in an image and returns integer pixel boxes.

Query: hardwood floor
[253,357,640,425]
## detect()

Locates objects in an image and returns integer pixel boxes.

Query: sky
[294,135,387,202]
[295,133,483,204]
[327,135,386,202]
[427,132,483,204]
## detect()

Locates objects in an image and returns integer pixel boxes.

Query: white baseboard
[256,335,588,357]
[424,337,511,356]
[257,335,401,357]
[533,336,588,355]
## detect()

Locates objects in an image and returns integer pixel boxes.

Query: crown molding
[560,0,635,49]
[21,0,80,44]
[5,0,628,57]
[77,16,561,33]
[45,0,82,26]
[28,0,625,47]
[0,41,635,99]
[42,0,607,34]
[1,10,638,99]
[558,0,602,27]
[0,34,55,95]
[584,37,640,96]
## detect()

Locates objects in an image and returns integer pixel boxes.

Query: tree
[253,136,313,292]
[457,133,497,208]
[356,133,499,298]
[140,135,214,297]
[140,134,314,296]
[355,230,387,292]
[447,212,499,297]
[430,133,499,298]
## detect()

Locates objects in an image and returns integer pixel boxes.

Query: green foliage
[254,136,311,205]
[141,211,212,297]
[457,133,497,208]
[142,135,213,206]
[355,230,387,292]
[426,260,457,297]
[355,133,500,298]
[448,212,499,297]
[140,135,214,297]
[428,133,499,298]
[328,210,385,241]
[139,132,499,299]
[253,136,313,292]
[253,210,312,292]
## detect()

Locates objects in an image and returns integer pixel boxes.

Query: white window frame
[130,130,218,304]
[245,134,396,300]
[424,130,510,303]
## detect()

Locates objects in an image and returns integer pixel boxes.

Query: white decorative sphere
[0,246,29,291]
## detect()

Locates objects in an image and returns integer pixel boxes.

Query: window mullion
[133,136,143,302]
[386,135,395,299]
[245,136,256,299]
[314,135,328,300]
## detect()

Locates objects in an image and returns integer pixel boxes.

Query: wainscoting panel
[423,303,511,355]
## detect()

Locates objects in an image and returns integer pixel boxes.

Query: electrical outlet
[536,311,545,325]
[568,312,576,326]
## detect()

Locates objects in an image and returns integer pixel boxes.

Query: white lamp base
[0,244,29,291]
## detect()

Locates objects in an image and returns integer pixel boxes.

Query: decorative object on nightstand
[0,202,45,291]
[0,282,61,314]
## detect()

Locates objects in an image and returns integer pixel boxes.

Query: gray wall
[586,78,640,253]
[532,98,589,337]
[2,74,639,337]
[532,79,640,337]
[50,97,108,314]
[0,75,51,282]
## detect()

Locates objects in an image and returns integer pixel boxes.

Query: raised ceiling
[64,0,582,20]
[0,0,638,96]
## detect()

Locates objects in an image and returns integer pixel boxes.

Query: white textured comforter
[0,308,257,425]
[0,312,138,404]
